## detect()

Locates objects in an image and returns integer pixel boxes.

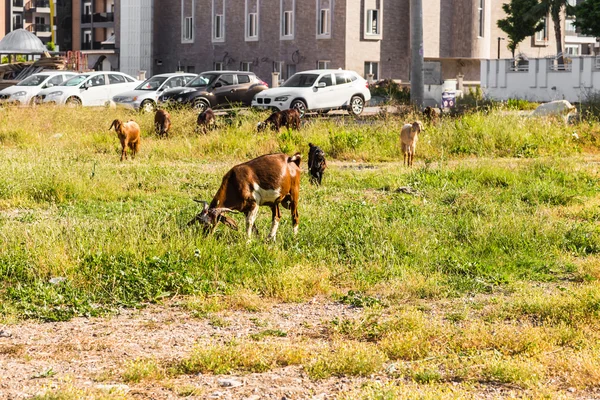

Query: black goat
[308,143,327,185]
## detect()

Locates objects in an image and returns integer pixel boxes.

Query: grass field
[1,105,600,398]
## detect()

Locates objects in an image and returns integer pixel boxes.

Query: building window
[364,61,379,81]
[245,0,259,41]
[182,0,195,43]
[212,0,225,42]
[214,62,224,71]
[286,64,296,81]
[240,61,252,71]
[183,17,194,41]
[565,19,576,34]
[478,0,484,37]
[282,10,294,38]
[318,8,330,36]
[247,13,258,39]
[565,44,579,56]
[317,60,330,69]
[365,9,380,36]
[535,17,548,43]
[84,2,91,15]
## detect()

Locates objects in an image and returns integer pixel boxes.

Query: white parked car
[251,69,371,116]
[35,71,140,107]
[112,72,197,112]
[0,71,78,106]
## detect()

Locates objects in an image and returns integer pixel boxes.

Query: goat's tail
[288,152,301,167]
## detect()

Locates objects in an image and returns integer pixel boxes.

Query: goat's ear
[109,119,118,131]
[219,214,238,231]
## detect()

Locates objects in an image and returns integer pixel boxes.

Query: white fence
[481,57,600,103]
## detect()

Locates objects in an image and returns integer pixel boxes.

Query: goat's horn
[193,199,209,211]
[213,207,237,214]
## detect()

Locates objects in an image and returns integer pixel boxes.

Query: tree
[532,0,570,65]
[571,0,600,37]
[497,0,545,58]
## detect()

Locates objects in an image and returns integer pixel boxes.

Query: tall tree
[497,0,545,58]
[571,0,600,37]
[532,0,570,65]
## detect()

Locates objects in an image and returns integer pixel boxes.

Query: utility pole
[410,0,424,109]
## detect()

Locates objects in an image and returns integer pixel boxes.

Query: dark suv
[158,71,268,112]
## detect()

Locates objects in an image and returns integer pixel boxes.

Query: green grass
[0,105,598,323]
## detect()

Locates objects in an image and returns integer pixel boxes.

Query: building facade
[152,0,591,86]
[1,0,53,45]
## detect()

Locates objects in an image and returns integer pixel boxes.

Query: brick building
[151,0,569,86]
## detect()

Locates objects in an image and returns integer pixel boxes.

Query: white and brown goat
[109,119,141,161]
[400,120,424,167]
[188,153,301,241]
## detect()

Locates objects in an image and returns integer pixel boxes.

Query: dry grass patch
[121,357,166,383]
[306,341,387,379]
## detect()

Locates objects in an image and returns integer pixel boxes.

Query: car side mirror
[214,82,222,88]
[318,82,326,88]
[46,83,54,88]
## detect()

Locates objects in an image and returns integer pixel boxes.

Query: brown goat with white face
[400,121,424,167]
[154,109,171,137]
[188,153,301,241]
[109,119,141,161]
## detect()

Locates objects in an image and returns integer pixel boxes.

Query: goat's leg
[121,140,126,161]
[290,189,299,236]
[245,204,259,241]
[267,205,282,241]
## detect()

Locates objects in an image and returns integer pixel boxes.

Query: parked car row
[0,68,371,116]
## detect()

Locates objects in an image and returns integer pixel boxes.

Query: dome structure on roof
[0,29,47,54]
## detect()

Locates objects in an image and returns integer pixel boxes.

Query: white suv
[252,69,371,117]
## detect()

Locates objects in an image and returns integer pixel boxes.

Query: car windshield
[135,76,168,91]
[17,75,49,86]
[282,73,319,88]
[63,74,90,86]
[187,74,218,88]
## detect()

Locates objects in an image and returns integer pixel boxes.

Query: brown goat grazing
[109,119,141,161]
[188,153,301,241]
[308,143,327,185]
[257,109,301,132]
[154,109,171,137]
[400,121,424,167]
[423,106,441,123]
[196,108,216,134]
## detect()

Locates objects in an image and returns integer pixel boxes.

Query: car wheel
[141,100,155,113]
[66,97,82,108]
[193,99,209,113]
[290,99,307,118]
[349,95,365,116]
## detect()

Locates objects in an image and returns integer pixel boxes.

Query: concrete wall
[120,0,152,77]
[481,57,600,102]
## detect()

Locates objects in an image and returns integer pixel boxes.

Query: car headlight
[47,91,63,97]
[274,96,289,102]
[12,91,27,97]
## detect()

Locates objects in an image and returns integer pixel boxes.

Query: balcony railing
[81,12,114,24]
[26,23,51,33]
[81,41,103,50]
[13,0,24,7]
[35,0,50,7]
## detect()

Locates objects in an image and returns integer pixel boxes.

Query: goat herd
[107,106,425,241]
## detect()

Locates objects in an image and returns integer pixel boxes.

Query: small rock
[95,384,130,393]
[209,391,225,398]
[568,387,576,393]
[52,133,63,139]
[244,396,260,400]
[217,378,242,388]
[49,277,66,285]
[0,330,12,338]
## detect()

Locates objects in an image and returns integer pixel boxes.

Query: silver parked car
[113,72,196,112]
